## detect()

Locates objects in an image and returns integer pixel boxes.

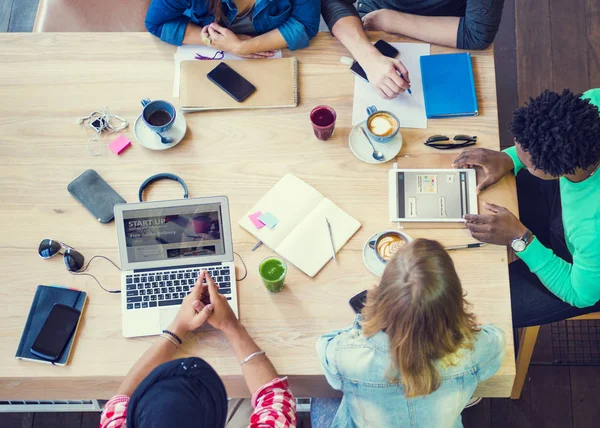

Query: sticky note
[258,212,279,229]
[109,135,131,155]
[249,211,265,229]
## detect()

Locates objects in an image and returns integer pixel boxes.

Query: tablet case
[15,285,87,366]
[420,53,479,118]
[67,169,125,223]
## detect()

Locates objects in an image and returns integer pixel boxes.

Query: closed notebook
[240,175,361,277]
[15,285,87,366]
[179,58,299,112]
[420,53,478,118]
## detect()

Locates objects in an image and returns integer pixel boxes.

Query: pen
[399,72,412,95]
[251,241,263,251]
[325,217,337,261]
[445,243,487,251]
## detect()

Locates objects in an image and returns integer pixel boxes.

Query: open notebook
[239,175,361,277]
[179,58,299,112]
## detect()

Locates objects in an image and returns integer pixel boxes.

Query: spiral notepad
[179,58,299,112]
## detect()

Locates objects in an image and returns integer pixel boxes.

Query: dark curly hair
[509,89,600,176]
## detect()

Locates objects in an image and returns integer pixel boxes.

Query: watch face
[512,239,526,252]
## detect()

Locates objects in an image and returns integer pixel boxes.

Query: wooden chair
[511,312,600,399]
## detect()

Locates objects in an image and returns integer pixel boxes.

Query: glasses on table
[195,50,225,60]
[38,239,85,272]
[424,134,477,150]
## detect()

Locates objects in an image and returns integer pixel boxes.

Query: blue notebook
[420,53,479,118]
[15,285,87,366]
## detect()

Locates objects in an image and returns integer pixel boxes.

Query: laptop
[114,197,238,338]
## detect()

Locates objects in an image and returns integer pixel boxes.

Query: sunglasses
[38,239,85,272]
[424,134,477,150]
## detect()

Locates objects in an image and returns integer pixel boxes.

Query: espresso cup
[141,98,176,136]
[365,105,400,143]
[368,230,412,264]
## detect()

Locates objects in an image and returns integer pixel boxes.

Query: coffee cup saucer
[363,230,413,277]
[134,111,187,151]
[349,120,403,164]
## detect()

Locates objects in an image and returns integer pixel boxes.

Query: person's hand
[452,148,514,193]
[464,202,528,245]
[202,23,277,59]
[362,10,393,33]
[361,50,411,99]
[194,270,240,334]
[167,279,214,339]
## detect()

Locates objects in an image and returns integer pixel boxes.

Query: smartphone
[207,63,256,102]
[349,290,368,314]
[350,40,400,82]
[67,169,126,223]
[30,304,82,361]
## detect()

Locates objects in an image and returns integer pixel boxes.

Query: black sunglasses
[424,134,477,150]
[38,239,85,272]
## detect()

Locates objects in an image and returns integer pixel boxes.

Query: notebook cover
[15,285,87,366]
[420,53,478,118]
[179,58,298,111]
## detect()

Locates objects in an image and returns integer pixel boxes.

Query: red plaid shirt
[100,377,296,428]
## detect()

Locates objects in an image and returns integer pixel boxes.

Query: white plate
[349,120,403,164]
[134,111,187,150]
[362,230,413,277]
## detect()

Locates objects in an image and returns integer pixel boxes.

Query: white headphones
[78,107,129,156]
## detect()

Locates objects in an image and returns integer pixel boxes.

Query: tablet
[388,169,478,222]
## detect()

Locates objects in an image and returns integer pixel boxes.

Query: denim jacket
[145,0,320,50]
[316,316,506,428]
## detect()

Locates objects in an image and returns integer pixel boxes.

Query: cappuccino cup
[366,105,400,143]
[369,230,412,264]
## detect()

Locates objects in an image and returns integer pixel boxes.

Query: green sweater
[502,88,600,308]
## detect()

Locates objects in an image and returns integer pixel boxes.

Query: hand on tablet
[464,202,528,246]
[452,148,514,193]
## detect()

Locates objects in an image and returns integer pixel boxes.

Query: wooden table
[0,32,516,399]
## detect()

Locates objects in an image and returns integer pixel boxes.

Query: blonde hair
[362,239,478,397]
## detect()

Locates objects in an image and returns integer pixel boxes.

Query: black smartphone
[67,169,126,223]
[350,40,400,82]
[349,290,368,314]
[30,304,82,361]
[207,63,256,102]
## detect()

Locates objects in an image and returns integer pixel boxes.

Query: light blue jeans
[311,398,341,428]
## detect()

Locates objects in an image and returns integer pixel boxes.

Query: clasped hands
[167,270,239,339]
[200,22,277,59]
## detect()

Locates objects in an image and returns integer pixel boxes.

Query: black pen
[445,243,487,251]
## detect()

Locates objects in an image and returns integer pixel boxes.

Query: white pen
[325,217,336,261]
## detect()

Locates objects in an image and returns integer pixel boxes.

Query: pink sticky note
[249,211,265,229]
[109,135,131,155]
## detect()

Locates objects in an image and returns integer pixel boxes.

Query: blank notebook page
[276,199,361,277]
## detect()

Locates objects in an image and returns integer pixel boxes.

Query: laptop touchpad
[159,308,179,331]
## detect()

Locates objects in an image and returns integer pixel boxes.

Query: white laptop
[114,196,238,338]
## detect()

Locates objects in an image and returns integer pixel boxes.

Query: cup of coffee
[365,105,400,143]
[368,230,412,264]
[141,98,176,140]
[310,105,337,141]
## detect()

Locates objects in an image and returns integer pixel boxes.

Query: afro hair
[509,89,600,176]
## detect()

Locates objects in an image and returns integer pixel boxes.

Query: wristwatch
[511,230,534,253]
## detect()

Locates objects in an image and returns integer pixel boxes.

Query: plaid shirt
[100,377,296,428]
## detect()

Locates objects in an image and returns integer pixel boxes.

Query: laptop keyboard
[125,266,232,310]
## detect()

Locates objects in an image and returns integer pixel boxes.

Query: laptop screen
[122,203,225,264]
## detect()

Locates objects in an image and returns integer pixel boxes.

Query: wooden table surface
[0,32,516,399]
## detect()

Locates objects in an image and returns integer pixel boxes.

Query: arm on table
[202,272,297,427]
[363,0,504,50]
[145,0,193,46]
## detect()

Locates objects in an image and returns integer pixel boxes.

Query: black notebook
[15,285,87,366]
